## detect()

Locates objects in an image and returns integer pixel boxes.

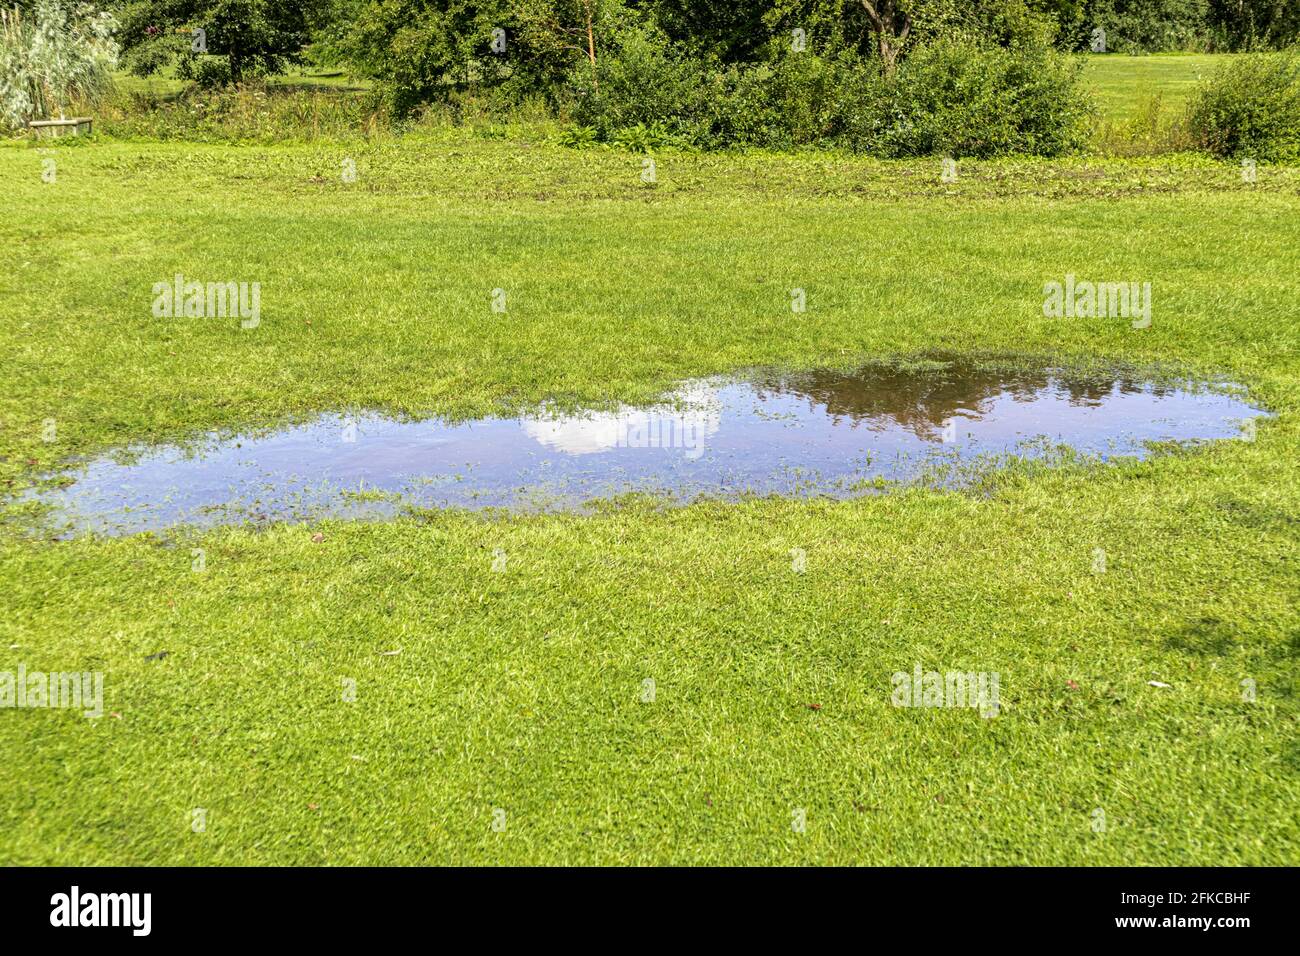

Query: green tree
[643,0,774,61]
[341,0,629,112]
[1209,0,1300,49]
[115,0,331,84]
[763,0,1059,73]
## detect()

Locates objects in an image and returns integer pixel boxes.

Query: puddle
[23,362,1267,536]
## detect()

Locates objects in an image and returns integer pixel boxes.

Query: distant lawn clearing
[1082,53,1231,122]
[1,136,1296,865]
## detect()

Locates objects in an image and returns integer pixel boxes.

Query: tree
[1209,0,1300,49]
[761,0,1058,74]
[859,0,912,74]
[341,0,630,112]
[115,0,331,85]
[513,0,620,91]
[644,0,774,61]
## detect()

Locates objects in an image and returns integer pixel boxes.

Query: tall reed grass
[0,0,117,129]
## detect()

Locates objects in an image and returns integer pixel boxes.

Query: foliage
[339,0,622,114]
[321,1,1300,128]
[89,80,386,141]
[1188,47,1300,161]
[1052,0,1300,52]
[115,0,330,85]
[862,34,1093,156]
[0,0,117,127]
[572,29,1092,156]
[565,17,710,142]
[1054,0,1213,52]
[1207,0,1300,50]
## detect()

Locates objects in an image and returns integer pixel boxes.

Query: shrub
[571,32,1091,158]
[568,22,713,144]
[342,0,615,116]
[705,52,881,151]
[1057,0,1215,53]
[0,0,118,130]
[1187,48,1300,161]
[864,36,1093,157]
[116,0,332,87]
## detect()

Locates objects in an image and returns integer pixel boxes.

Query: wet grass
[23,363,1265,535]
[0,132,1297,865]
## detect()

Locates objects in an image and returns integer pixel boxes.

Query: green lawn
[1,134,1297,865]
[109,66,371,98]
[1082,53,1230,122]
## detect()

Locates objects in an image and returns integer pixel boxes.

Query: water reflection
[22,361,1267,536]
[750,365,1179,440]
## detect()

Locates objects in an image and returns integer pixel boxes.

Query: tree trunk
[583,0,598,91]
[859,0,911,78]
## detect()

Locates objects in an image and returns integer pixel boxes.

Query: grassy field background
[1,58,1297,865]
[1082,53,1228,121]
[109,67,371,97]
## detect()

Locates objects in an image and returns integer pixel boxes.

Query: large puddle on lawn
[25,362,1267,536]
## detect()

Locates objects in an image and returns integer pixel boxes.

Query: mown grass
[1083,53,1231,122]
[0,131,1296,865]
[109,66,372,98]
[1081,54,1240,155]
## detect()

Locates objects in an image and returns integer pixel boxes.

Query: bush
[342,0,592,117]
[0,0,118,130]
[567,22,713,145]
[863,36,1093,157]
[1057,0,1215,53]
[572,32,1092,158]
[116,0,331,87]
[1187,48,1300,161]
[705,53,880,151]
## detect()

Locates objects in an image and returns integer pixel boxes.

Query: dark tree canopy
[115,0,334,84]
